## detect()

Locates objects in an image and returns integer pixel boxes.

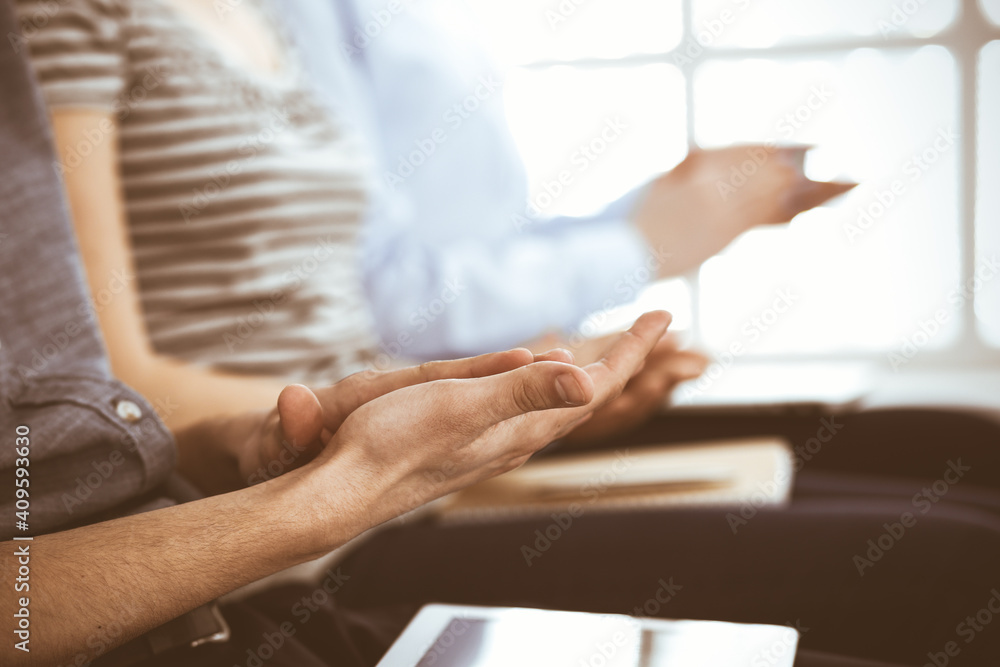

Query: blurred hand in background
[634,145,857,276]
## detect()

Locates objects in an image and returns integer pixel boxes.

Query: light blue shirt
[282,0,651,359]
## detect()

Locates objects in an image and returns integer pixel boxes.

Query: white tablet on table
[377,604,799,667]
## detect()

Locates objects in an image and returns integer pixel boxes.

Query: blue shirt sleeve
[361,188,653,360]
[282,0,657,359]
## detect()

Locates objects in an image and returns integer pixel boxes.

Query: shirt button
[115,399,143,423]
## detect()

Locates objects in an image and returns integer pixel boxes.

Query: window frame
[512,0,1000,367]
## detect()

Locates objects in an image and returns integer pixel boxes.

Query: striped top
[16,0,380,383]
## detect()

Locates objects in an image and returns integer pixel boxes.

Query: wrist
[290,449,391,556]
[174,411,264,495]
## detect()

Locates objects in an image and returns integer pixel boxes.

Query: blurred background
[450,0,1000,373]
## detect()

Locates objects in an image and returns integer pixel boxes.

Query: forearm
[0,466,358,666]
[121,353,285,437]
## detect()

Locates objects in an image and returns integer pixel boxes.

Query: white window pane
[691,0,958,48]
[504,65,687,217]
[982,0,1000,26]
[464,0,682,65]
[977,41,1000,345]
[694,47,961,355]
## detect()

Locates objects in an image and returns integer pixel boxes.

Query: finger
[468,313,669,455]
[512,312,672,448]
[459,360,596,428]
[775,145,813,174]
[314,347,536,431]
[561,390,654,445]
[534,348,575,364]
[419,347,537,380]
[630,367,677,409]
[784,180,857,217]
[612,333,698,391]
[662,350,711,381]
[584,311,672,405]
[622,361,677,411]
[639,335,681,367]
[657,331,683,352]
[275,384,325,460]
[563,332,617,367]
[577,325,676,374]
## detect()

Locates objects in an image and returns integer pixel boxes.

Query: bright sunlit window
[465,0,1000,365]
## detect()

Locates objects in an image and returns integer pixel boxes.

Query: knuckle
[610,373,629,397]
[511,378,548,414]
[343,369,376,387]
[333,372,370,408]
[417,360,443,381]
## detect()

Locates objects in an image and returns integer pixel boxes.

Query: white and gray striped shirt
[17,0,380,383]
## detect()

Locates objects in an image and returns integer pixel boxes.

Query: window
[978,39,1000,345]
[466,0,1000,365]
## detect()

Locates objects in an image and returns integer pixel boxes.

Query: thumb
[460,361,595,428]
[276,384,324,453]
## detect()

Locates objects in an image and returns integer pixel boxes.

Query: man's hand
[235,348,552,485]
[634,145,856,276]
[308,311,672,528]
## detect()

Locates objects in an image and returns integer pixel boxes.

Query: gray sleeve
[0,0,176,541]
[0,376,176,540]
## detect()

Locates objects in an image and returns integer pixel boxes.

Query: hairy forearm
[0,467,359,666]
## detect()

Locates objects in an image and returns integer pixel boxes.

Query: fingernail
[555,373,587,406]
